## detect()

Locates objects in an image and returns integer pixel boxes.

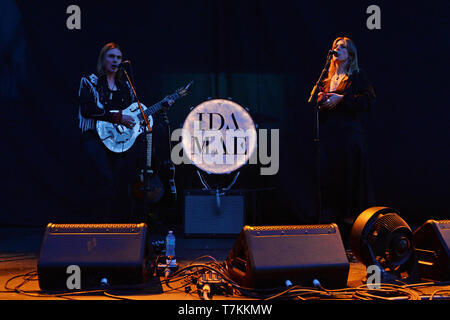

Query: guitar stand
[141,125,151,222]
[139,111,177,224]
[161,110,178,199]
[120,67,151,222]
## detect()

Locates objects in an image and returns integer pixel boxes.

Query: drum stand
[196,170,240,209]
[196,170,277,225]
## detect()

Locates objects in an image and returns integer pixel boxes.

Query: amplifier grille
[184,192,244,235]
[245,224,336,231]
[47,223,145,233]
[244,224,337,235]
[436,220,450,229]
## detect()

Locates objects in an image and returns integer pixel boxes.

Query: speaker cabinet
[413,220,450,281]
[37,223,152,291]
[184,189,245,236]
[225,224,349,289]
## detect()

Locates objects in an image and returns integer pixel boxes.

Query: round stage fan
[349,207,419,283]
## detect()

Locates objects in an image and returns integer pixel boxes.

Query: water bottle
[165,231,176,266]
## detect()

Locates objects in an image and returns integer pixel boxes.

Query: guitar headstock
[176,81,194,97]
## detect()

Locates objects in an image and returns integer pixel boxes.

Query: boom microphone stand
[308,50,334,224]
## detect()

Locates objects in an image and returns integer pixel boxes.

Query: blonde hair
[323,37,359,89]
[96,42,123,78]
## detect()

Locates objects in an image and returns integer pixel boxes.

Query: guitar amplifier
[184,189,245,236]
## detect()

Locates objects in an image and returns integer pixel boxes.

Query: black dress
[319,69,376,231]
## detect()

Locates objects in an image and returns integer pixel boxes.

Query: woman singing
[317,37,376,242]
[78,42,173,222]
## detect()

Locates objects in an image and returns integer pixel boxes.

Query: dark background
[1,0,449,227]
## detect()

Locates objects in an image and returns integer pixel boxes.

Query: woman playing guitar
[78,42,173,222]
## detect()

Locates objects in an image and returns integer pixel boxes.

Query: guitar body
[96,81,193,153]
[96,102,153,153]
[133,130,165,205]
[132,170,165,204]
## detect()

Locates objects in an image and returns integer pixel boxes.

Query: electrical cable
[429,289,450,300]
[3,255,450,301]
[0,253,37,263]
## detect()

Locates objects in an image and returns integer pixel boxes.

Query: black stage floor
[0,227,448,302]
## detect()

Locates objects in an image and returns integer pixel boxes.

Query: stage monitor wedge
[225,224,349,289]
[413,220,450,281]
[37,223,153,291]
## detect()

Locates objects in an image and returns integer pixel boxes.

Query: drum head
[182,99,257,174]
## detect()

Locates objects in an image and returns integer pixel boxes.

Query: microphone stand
[122,67,153,222]
[308,51,333,224]
[162,110,177,201]
[122,68,152,133]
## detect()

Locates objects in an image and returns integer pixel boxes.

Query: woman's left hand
[162,96,175,109]
[320,93,343,110]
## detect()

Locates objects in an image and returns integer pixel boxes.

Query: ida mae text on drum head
[182,99,257,175]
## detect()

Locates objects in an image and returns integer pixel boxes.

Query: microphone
[329,50,338,56]
[216,189,221,209]
[118,60,131,67]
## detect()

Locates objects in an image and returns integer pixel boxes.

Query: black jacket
[77,73,136,132]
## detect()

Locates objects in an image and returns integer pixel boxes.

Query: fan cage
[362,212,413,269]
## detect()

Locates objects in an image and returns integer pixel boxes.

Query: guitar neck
[146,132,152,168]
[139,92,180,120]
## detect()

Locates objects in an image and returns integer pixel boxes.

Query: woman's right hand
[120,115,135,129]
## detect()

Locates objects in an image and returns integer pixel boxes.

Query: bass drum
[182,98,257,175]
